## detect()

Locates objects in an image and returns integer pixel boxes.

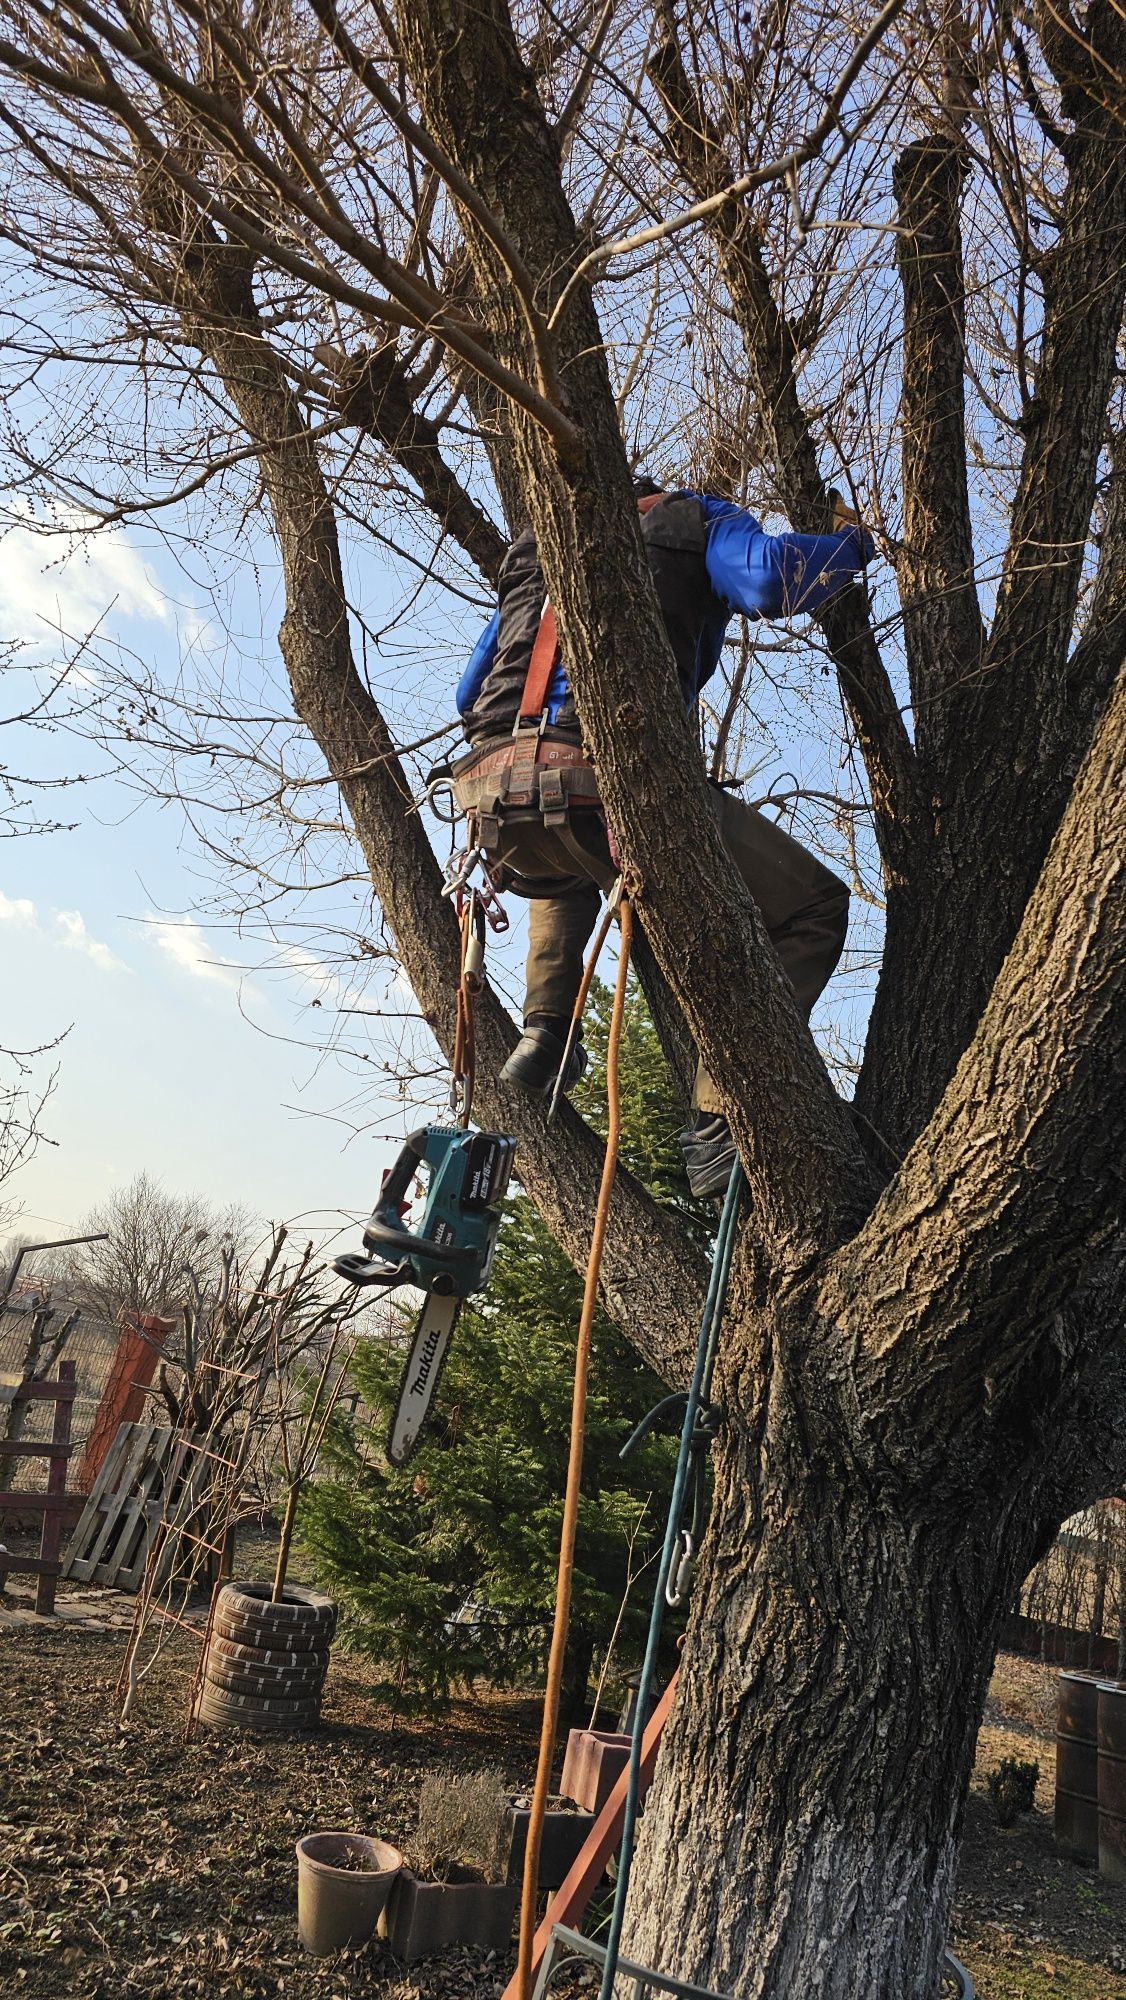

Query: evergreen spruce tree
[301,980,709,1710]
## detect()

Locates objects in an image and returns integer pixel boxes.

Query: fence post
[34,1359,76,1614]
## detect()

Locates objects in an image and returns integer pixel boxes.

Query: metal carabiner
[475,868,510,935]
[442,848,483,899]
[665,1528,695,1609]
[424,775,462,826]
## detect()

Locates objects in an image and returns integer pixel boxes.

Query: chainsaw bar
[387,1287,460,1466]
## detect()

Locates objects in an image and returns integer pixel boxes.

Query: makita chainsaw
[333,1125,516,1465]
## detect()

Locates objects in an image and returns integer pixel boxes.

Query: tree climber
[450,481,873,1198]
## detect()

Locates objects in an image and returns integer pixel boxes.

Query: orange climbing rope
[515,895,633,2000]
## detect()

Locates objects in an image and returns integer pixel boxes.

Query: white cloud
[0,506,169,650]
[272,942,353,1011]
[53,909,128,974]
[150,917,246,994]
[0,891,37,927]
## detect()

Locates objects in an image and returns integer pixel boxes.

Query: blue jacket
[457,493,872,724]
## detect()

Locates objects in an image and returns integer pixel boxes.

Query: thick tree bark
[625,1411,1019,1998]
[891,137,985,770]
[860,8,1126,1152]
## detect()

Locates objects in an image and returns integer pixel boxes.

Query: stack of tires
[194,1581,336,1734]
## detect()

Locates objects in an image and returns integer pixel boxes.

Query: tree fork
[394,0,872,1266]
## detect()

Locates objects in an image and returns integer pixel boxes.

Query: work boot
[679,1112,738,1200]
[499,1016,587,1096]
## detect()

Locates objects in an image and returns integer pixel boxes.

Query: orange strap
[518,603,560,724]
[517,493,667,726]
[451,894,482,1127]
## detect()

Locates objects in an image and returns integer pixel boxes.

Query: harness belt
[447,728,602,849]
[448,491,667,864]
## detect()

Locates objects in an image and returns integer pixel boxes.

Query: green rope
[597,1158,745,2000]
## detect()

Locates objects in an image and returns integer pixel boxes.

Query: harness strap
[518,603,560,726]
[516,491,668,727]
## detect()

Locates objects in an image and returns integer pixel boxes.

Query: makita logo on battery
[409,1323,444,1397]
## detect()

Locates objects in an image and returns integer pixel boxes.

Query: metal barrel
[1098,1680,1126,1881]
[1055,1671,1099,1860]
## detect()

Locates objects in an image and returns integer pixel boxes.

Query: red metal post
[77,1311,174,1492]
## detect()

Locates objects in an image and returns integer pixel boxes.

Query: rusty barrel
[1055,1671,1098,1860]
[1098,1680,1126,1881]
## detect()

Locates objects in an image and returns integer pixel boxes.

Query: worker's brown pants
[491,785,849,1112]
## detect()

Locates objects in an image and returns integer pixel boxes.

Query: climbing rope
[547,874,624,1124]
[515,896,634,2000]
[597,1155,746,2000]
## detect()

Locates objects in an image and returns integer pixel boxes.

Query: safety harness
[443,493,667,886]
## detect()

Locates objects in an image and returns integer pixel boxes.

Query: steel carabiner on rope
[665,1529,695,1608]
[443,847,484,898]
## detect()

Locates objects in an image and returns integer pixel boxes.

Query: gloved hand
[828,488,875,563]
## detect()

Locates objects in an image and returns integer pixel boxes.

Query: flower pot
[380,1864,518,1962]
[499,1794,596,1889]
[296,1831,402,1956]
[560,1728,632,1814]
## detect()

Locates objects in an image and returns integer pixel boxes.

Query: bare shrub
[411,1766,508,1883]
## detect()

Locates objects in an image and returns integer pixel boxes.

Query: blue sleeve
[699,495,873,620]
[456,611,499,715]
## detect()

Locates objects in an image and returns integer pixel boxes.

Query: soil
[2,1605,1124,1999]
[952,1653,1126,2000]
[318,1847,381,1874]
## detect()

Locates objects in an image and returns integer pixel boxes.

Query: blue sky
[0,509,447,1254]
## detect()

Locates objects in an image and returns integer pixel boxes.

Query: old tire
[214,1581,335,1634]
[208,1633,326,1672]
[204,1658,325,1699]
[194,1682,322,1733]
[214,1614,326,1652]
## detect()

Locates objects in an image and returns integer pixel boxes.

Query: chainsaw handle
[362,1215,478,1272]
[332,1251,411,1289]
[366,1127,478,1274]
[379,1127,431,1212]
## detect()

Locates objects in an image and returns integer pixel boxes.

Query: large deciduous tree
[0,1,1124,1992]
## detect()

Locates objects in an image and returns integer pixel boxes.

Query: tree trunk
[560,1629,595,1733]
[623,1394,1016,1999]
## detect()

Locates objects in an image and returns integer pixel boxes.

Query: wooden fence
[0,1359,82,1614]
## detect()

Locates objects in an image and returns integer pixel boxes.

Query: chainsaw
[333,1125,517,1465]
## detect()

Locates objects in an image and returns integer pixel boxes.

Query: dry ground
[1,1603,1123,1999]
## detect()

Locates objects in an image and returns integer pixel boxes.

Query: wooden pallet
[0,1360,79,1614]
[63,1421,181,1590]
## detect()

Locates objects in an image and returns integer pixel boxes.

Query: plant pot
[296,1831,402,1955]
[380,1864,518,1963]
[499,1794,596,1889]
[560,1728,632,1814]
